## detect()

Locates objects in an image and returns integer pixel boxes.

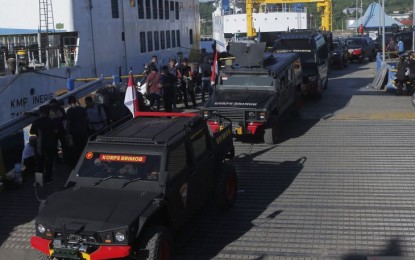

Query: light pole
[382,0,385,63]
[413,0,415,51]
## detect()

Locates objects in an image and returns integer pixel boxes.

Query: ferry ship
[0,0,200,124]
[212,0,308,52]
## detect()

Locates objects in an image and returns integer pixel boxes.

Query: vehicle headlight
[202,110,209,118]
[308,75,317,82]
[259,112,266,120]
[115,232,125,242]
[247,111,256,119]
[37,224,46,233]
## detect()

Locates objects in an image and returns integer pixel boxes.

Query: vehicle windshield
[77,151,161,181]
[220,75,273,87]
[346,38,364,47]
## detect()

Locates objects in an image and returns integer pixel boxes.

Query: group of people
[394,52,415,95]
[386,37,404,57]
[143,55,214,111]
[24,95,110,183]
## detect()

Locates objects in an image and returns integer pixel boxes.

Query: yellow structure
[246,0,333,37]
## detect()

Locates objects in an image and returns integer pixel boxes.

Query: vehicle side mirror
[35,172,43,187]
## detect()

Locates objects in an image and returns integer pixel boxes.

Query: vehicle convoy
[273,30,329,97]
[200,42,302,145]
[30,112,237,260]
[346,36,377,63]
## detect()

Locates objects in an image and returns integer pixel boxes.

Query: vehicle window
[220,75,273,87]
[190,128,209,159]
[77,152,161,181]
[167,143,188,181]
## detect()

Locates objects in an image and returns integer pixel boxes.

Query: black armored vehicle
[273,30,330,97]
[31,112,237,260]
[200,42,302,145]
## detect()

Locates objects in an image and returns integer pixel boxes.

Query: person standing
[146,66,162,111]
[179,58,196,108]
[66,95,88,167]
[85,96,108,134]
[49,99,68,162]
[199,55,212,102]
[160,66,175,112]
[358,24,364,36]
[30,105,57,183]
[168,59,179,109]
[397,38,404,55]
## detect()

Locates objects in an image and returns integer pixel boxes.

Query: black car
[346,36,377,63]
[330,38,349,69]
[31,113,237,260]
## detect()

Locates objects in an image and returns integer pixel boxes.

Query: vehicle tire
[138,226,172,260]
[215,162,238,210]
[411,91,415,107]
[291,89,302,117]
[359,52,365,63]
[263,115,279,145]
[369,51,375,62]
[344,57,349,67]
[339,59,344,69]
[323,79,328,90]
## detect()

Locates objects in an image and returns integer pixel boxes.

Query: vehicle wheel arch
[137,206,171,238]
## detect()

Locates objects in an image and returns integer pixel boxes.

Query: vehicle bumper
[207,121,264,135]
[31,236,131,260]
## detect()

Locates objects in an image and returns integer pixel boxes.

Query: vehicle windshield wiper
[121,177,143,188]
[93,175,124,186]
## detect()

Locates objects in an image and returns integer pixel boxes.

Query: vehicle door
[164,142,194,231]
[276,69,293,114]
[186,125,215,213]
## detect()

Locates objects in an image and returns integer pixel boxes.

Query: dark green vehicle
[31,112,237,260]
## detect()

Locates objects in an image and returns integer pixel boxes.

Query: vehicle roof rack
[95,136,159,144]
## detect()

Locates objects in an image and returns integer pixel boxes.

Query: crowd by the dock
[21,54,215,184]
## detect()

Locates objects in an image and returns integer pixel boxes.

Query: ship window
[138,0,145,19]
[165,0,169,19]
[170,1,174,11]
[154,31,160,51]
[175,2,179,19]
[140,32,146,53]
[147,31,153,52]
[160,31,165,49]
[166,31,171,48]
[146,0,151,19]
[171,31,176,48]
[152,0,158,19]
[189,29,193,45]
[111,0,119,19]
[158,0,164,19]
[176,30,180,47]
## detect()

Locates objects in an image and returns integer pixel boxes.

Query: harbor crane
[246,0,333,37]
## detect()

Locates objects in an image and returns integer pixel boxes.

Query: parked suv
[31,113,237,260]
[330,38,349,69]
[346,36,377,63]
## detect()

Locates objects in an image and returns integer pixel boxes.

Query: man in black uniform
[30,105,57,183]
[159,66,175,112]
[179,58,196,108]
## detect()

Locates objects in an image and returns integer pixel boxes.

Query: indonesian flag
[211,50,218,85]
[124,71,139,117]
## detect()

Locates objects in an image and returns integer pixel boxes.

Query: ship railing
[221,5,306,16]
[1,45,78,75]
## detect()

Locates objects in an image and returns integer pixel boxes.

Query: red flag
[211,50,218,85]
[124,71,139,117]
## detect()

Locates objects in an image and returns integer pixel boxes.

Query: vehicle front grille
[215,108,245,122]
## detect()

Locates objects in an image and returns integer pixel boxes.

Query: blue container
[66,78,75,91]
